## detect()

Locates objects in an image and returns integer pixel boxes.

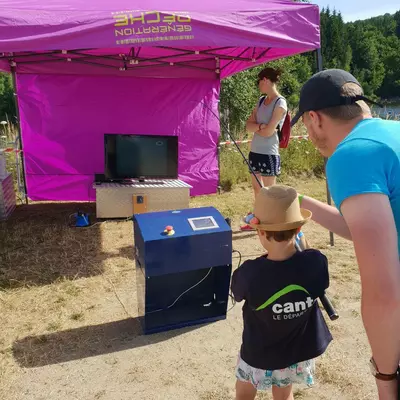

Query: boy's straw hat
[249,185,312,231]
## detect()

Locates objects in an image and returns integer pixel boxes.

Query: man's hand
[300,195,352,240]
[341,193,400,400]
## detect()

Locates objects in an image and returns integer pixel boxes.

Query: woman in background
[241,67,287,231]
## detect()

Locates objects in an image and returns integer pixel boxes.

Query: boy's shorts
[235,355,315,390]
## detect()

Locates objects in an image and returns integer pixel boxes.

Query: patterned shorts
[235,356,315,390]
[248,152,281,176]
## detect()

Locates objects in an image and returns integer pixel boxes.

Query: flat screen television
[104,134,178,180]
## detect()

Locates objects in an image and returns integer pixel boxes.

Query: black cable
[146,267,213,315]
[228,249,243,312]
[227,298,236,313]
[232,249,242,268]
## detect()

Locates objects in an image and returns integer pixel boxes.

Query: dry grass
[0,177,376,399]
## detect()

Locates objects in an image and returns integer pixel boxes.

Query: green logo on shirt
[256,284,310,311]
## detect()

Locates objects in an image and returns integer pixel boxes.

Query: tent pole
[10,64,28,205]
[217,142,221,194]
[316,48,334,246]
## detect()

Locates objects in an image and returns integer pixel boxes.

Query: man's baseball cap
[291,69,383,127]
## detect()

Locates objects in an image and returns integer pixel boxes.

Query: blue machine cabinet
[133,207,232,334]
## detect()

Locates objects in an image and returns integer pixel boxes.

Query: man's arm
[318,139,395,242]
[341,193,400,399]
[301,195,352,240]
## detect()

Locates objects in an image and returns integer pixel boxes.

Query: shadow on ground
[232,231,256,241]
[0,203,134,289]
[13,317,204,368]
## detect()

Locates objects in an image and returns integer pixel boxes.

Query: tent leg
[316,48,334,246]
[11,65,28,205]
[217,100,222,195]
[217,143,221,194]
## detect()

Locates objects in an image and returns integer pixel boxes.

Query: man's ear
[308,110,322,126]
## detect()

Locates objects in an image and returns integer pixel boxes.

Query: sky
[311,0,399,22]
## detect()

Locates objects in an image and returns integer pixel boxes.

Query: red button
[165,225,173,231]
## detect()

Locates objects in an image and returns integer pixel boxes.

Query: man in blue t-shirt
[291,69,400,400]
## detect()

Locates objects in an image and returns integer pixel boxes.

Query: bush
[280,139,324,177]
[219,126,324,191]
[219,144,251,191]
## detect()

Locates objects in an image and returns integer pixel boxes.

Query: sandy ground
[0,181,377,399]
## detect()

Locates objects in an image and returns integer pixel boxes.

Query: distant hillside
[219,7,400,136]
[320,9,400,99]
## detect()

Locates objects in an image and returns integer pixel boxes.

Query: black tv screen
[104,134,178,180]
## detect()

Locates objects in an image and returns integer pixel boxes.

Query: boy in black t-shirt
[231,185,332,400]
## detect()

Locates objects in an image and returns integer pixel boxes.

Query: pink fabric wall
[17,74,220,201]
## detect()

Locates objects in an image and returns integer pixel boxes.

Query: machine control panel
[134,206,231,241]
[188,216,219,231]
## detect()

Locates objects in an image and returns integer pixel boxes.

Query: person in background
[232,185,332,400]
[291,68,400,400]
[241,67,287,231]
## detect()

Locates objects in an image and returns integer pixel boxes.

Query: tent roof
[0,0,320,79]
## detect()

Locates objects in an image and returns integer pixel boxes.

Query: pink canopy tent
[0,0,320,201]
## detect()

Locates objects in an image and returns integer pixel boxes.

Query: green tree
[394,11,400,37]
[0,73,15,121]
[347,24,385,95]
[220,6,400,139]
[219,55,312,139]
[220,68,259,138]
[320,8,351,70]
[377,35,400,98]
[357,13,397,36]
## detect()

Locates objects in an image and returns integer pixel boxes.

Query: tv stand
[117,178,165,186]
[93,179,192,219]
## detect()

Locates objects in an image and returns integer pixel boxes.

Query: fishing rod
[201,101,262,187]
[202,100,339,321]
[295,240,339,321]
